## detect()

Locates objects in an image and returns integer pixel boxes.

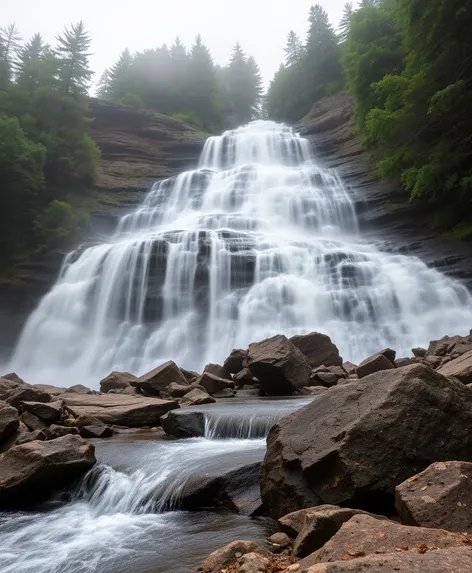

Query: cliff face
[0,102,207,361]
[297,94,472,286]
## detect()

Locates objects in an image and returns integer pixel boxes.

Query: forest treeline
[266,0,472,237]
[0,23,263,271]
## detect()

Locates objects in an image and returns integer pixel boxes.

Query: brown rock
[342,362,357,375]
[247,335,311,395]
[356,352,395,379]
[20,411,48,431]
[48,424,79,439]
[79,425,114,438]
[197,540,270,572]
[303,548,472,573]
[234,368,258,387]
[100,371,138,393]
[180,368,200,384]
[303,514,472,567]
[425,355,442,369]
[160,410,205,438]
[412,347,427,358]
[4,386,52,410]
[290,332,342,368]
[301,386,328,396]
[313,372,338,387]
[438,349,472,383]
[33,384,67,396]
[0,376,25,399]
[452,342,472,356]
[165,382,191,398]
[203,363,232,381]
[73,414,105,428]
[181,388,215,406]
[238,552,270,572]
[22,400,63,423]
[269,532,292,548]
[62,393,178,427]
[196,372,235,395]
[16,429,47,445]
[0,435,96,508]
[396,461,472,532]
[395,357,415,368]
[327,366,347,379]
[0,400,19,443]
[133,360,188,396]
[291,506,386,557]
[2,373,26,385]
[223,349,247,374]
[66,384,93,395]
[261,364,472,519]
[427,335,462,357]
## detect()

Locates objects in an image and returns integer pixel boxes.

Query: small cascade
[7,120,472,387]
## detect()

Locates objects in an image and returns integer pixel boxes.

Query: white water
[7,120,472,386]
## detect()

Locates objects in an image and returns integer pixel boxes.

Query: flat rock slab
[303,547,472,573]
[438,349,472,383]
[396,461,472,532]
[62,393,178,427]
[0,434,96,508]
[302,514,472,568]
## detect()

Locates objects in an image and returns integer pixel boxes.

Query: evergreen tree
[15,34,51,91]
[339,3,354,42]
[96,69,111,98]
[0,24,21,88]
[226,43,262,124]
[188,35,219,127]
[55,21,93,95]
[284,31,304,67]
[108,49,134,101]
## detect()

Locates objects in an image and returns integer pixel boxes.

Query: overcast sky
[3,0,346,89]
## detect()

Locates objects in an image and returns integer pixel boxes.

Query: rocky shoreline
[2,329,472,570]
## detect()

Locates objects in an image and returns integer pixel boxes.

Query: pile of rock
[196,329,472,573]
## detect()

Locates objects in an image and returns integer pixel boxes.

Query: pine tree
[55,21,93,95]
[339,3,354,42]
[284,31,304,67]
[15,33,51,91]
[226,43,262,124]
[108,48,134,100]
[96,69,111,98]
[0,24,21,88]
[246,56,263,118]
[188,35,219,127]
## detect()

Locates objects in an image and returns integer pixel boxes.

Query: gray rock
[160,410,206,438]
[223,349,247,374]
[261,364,472,519]
[79,425,113,438]
[412,347,427,357]
[0,400,19,443]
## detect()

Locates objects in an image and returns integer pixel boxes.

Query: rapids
[7,120,472,387]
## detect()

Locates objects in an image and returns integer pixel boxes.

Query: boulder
[237,552,270,573]
[0,435,96,508]
[66,384,94,395]
[180,368,200,384]
[247,335,311,395]
[79,425,113,439]
[33,384,67,396]
[427,335,462,357]
[356,352,395,379]
[268,532,292,549]
[181,388,215,406]
[425,355,442,368]
[438,349,472,383]
[22,400,63,423]
[48,424,79,439]
[302,548,472,572]
[0,376,25,399]
[451,341,472,357]
[395,461,472,532]
[0,400,19,443]
[412,347,427,358]
[302,514,472,568]
[290,333,342,368]
[261,364,472,519]
[16,429,47,445]
[62,393,178,427]
[312,372,338,387]
[378,348,396,363]
[100,371,138,393]
[290,506,386,557]
[327,366,347,379]
[2,372,26,385]
[197,372,235,395]
[342,362,357,375]
[73,413,105,428]
[160,410,206,438]
[233,368,258,387]
[395,357,415,368]
[165,382,190,398]
[132,361,188,396]
[198,540,270,573]
[223,349,247,374]
[178,462,262,515]
[203,363,232,381]
[5,386,51,410]
[20,411,48,431]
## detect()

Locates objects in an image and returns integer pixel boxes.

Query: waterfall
[8,120,472,386]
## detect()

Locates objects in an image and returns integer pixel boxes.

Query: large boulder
[261,364,472,519]
[0,400,19,443]
[62,393,178,427]
[196,372,235,396]
[223,349,247,374]
[438,349,472,383]
[279,505,385,557]
[0,435,96,508]
[177,462,262,515]
[0,376,26,399]
[180,388,215,406]
[22,400,63,423]
[427,335,462,357]
[132,361,188,396]
[203,363,232,381]
[395,461,472,532]
[356,352,395,379]
[198,540,270,573]
[99,371,138,393]
[160,410,206,438]
[20,411,48,431]
[165,382,191,398]
[302,548,472,572]
[4,386,51,410]
[246,335,311,395]
[290,333,342,368]
[301,514,472,568]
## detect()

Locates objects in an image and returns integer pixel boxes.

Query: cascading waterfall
[7,120,472,386]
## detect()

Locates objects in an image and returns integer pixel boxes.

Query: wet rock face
[261,364,472,519]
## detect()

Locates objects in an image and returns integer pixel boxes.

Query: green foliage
[0,21,99,269]
[33,199,89,247]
